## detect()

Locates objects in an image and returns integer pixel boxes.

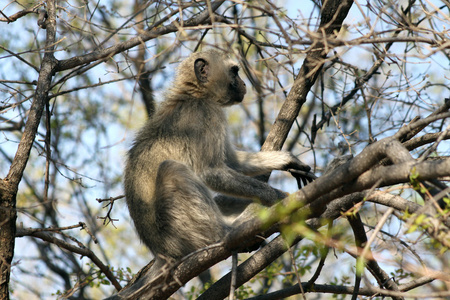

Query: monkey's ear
[194,58,209,83]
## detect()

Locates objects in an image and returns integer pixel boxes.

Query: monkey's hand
[289,169,317,188]
[276,152,315,188]
[281,152,311,173]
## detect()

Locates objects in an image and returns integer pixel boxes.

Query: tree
[1,0,449,299]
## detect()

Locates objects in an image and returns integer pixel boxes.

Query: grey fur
[124,50,310,262]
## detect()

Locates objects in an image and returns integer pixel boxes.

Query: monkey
[124,49,311,264]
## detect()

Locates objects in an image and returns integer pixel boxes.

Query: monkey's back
[124,97,229,257]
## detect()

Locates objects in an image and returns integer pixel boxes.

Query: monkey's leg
[213,194,264,225]
[214,194,267,252]
[153,160,229,258]
[202,167,287,206]
[214,195,253,225]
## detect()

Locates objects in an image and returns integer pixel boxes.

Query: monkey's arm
[201,167,286,206]
[228,150,310,176]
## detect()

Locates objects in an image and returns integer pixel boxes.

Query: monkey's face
[227,65,247,105]
[191,51,247,106]
[209,61,246,106]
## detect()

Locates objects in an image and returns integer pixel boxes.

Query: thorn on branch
[97,195,124,227]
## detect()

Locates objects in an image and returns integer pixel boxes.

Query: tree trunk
[0,0,58,298]
[0,184,17,300]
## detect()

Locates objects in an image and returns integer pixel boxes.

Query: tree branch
[262,0,354,152]
[16,228,122,291]
[56,1,225,72]
[1,1,58,298]
[0,2,43,23]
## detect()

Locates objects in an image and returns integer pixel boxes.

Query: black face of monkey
[228,65,246,104]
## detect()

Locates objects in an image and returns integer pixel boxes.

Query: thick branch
[262,0,354,151]
[7,6,58,185]
[106,245,230,300]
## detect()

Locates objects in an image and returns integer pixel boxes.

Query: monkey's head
[173,50,247,106]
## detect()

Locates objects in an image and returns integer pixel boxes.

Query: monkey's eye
[230,65,239,75]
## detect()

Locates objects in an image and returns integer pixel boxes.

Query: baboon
[124,49,311,263]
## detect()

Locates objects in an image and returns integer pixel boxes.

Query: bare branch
[262,0,354,151]
[16,228,121,291]
[56,1,225,72]
[0,2,43,23]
